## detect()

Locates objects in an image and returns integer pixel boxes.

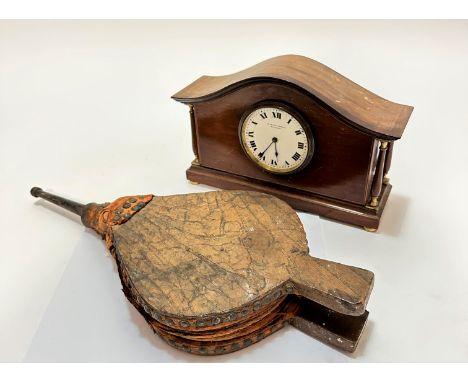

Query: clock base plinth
[186,164,391,230]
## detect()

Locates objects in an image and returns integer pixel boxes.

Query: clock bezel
[238,101,315,175]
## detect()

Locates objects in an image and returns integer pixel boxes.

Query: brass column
[369,140,389,208]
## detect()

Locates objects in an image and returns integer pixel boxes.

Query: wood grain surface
[173,54,413,139]
[112,191,374,321]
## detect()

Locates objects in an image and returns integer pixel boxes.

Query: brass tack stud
[199,347,208,355]
[215,346,225,354]
[285,282,294,293]
[244,338,253,346]
[212,317,221,325]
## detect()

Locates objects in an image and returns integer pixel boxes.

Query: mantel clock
[173,55,413,230]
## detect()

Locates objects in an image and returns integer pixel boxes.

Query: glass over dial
[240,105,313,174]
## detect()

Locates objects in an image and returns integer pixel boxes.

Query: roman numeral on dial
[292,152,301,161]
[295,130,302,135]
[250,140,256,148]
[247,131,254,137]
[272,112,281,119]
[298,142,304,149]
[260,112,268,119]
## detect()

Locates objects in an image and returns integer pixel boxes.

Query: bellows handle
[30,187,85,216]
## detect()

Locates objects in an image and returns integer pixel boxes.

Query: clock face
[239,104,314,174]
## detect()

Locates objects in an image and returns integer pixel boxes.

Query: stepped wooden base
[187,165,391,230]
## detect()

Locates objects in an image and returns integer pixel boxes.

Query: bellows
[31,187,373,355]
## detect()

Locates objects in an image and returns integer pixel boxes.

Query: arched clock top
[172,54,413,140]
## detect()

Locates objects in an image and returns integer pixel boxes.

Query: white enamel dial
[240,105,313,174]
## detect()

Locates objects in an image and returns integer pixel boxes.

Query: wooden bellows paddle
[31,187,374,355]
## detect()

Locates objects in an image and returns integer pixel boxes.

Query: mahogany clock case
[187,82,376,205]
[173,55,413,230]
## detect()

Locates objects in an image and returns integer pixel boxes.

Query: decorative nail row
[136,281,297,330]
[112,196,149,223]
[162,320,285,355]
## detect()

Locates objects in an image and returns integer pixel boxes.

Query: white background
[0,20,467,362]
